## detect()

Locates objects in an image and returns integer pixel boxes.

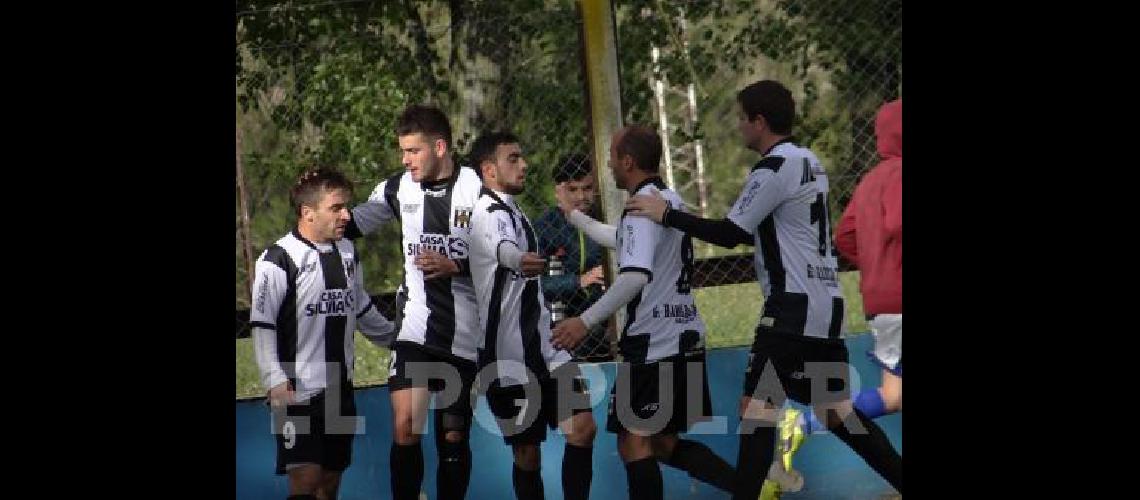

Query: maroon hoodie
[836,99,902,315]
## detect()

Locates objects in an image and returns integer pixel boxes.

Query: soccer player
[251,167,396,500]
[344,105,482,500]
[624,80,903,499]
[466,131,597,500]
[552,125,736,500]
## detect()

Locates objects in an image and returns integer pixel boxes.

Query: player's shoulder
[456,165,483,187]
[260,233,301,269]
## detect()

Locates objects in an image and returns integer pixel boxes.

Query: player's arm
[565,209,618,248]
[345,177,398,239]
[550,216,658,350]
[475,206,545,277]
[249,252,294,405]
[352,253,396,348]
[625,190,753,248]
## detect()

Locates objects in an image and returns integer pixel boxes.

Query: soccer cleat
[763,450,804,494]
[778,407,806,473]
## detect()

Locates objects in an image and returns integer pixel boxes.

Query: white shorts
[869,313,902,371]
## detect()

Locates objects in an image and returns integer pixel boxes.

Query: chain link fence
[235,0,901,398]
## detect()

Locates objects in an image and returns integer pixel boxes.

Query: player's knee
[318,471,342,496]
[566,413,596,447]
[617,432,652,462]
[513,444,541,471]
[392,414,419,444]
[649,434,677,461]
[287,466,322,495]
[444,429,466,443]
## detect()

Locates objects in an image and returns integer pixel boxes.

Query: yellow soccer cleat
[778,407,806,473]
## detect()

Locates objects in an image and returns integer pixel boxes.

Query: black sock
[562,443,593,500]
[623,457,662,500]
[661,438,735,492]
[512,463,546,500]
[436,439,472,500]
[828,408,903,493]
[390,442,424,500]
[732,423,776,500]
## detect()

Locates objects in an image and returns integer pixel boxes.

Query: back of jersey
[727,142,844,340]
[616,177,706,364]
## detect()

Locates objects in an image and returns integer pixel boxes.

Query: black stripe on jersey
[482,267,513,368]
[518,209,537,251]
[265,245,299,384]
[251,321,276,330]
[384,171,403,222]
[319,246,349,383]
[423,183,457,350]
[619,266,654,282]
[751,155,786,173]
[757,214,785,293]
[828,296,844,339]
[520,278,549,378]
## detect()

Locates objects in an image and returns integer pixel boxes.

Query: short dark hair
[553,153,591,183]
[467,131,519,179]
[737,80,795,135]
[289,167,353,216]
[615,125,662,173]
[395,104,453,146]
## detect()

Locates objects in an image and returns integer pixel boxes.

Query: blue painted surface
[237,334,900,499]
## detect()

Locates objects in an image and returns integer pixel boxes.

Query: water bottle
[548,255,567,324]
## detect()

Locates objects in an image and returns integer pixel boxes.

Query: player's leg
[285,464,322,498]
[650,354,735,493]
[316,470,342,500]
[488,382,547,500]
[434,357,477,500]
[550,363,596,500]
[387,343,432,500]
[814,398,902,493]
[618,430,662,500]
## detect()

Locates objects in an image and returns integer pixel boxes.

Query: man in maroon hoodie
[835,98,903,419]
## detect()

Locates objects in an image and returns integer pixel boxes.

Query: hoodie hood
[875,99,902,161]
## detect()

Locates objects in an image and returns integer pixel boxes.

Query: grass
[235,272,869,399]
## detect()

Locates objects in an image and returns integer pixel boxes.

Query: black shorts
[388,341,477,420]
[485,362,592,445]
[272,383,357,475]
[606,351,713,436]
[742,327,851,406]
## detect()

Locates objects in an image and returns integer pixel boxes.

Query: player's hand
[267,381,295,407]
[579,265,605,288]
[624,190,668,223]
[416,249,459,280]
[554,183,576,216]
[551,317,588,351]
[520,252,546,277]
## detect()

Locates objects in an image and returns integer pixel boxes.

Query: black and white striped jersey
[250,229,395,402]
[726,140,845,339]
[470,187,571,386]
[348,166,482,362]
[616,177,707,364]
